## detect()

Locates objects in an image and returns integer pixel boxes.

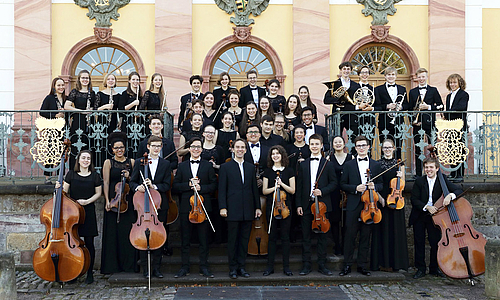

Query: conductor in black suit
[409,156,462,279]
[339,135,383,277]
[296,134,337,276]
[239,70,266,108]
[129,135,172,279]
[408,68,443,176]
[172,137,217,278]
[178,75,204,131]
[300,107,330,152]
[219,138,262,279]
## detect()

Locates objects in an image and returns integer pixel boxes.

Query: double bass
[33,141,90,283]
[248,163,268,256]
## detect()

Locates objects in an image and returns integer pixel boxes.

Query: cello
[360,169,382,224]
[166,171,179,225]
[386,159,405,209]
[248,163,269,256]
[429,148,486,282]
[33,140,90,283]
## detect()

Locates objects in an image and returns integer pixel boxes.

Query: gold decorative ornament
[434,119,469,165]
[30,117,66,166]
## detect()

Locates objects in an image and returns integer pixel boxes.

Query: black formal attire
[340,157,383,269]
[223,108,243,131]
[323,79,360,138]
[409,174,462,274]
[296,156,337,269]
[409,85,443,176]
[203,110,221,129]
[39,94,64,176]
[178,92,203,131]
[96,91,119,134]
[180,130,203,161]
[268,95,286,113]
[303,124,330,153]
[239,85,266,108]
[181,117,214,134]
[238,116,260,138]
[329,153,353,255]
[101,158,137,274]
[136,135,178,170]
[172,159,217,272]
[129,157,171,273]
[216,130,237,161]
[444,89,469,179]
[263,167,294,271]
[118,91,142,158]
[201,145,225,169]
[370,157,409,271]
[64,170,102,280]
[139,90,162,111]
[260,133,285,148]
[285,115,301,130]
[213,87,236,111]
[357,83,377,140]
[218,160,260,271]
[244,142,269,175]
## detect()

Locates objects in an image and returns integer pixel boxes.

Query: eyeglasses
[302,113,313,117]
[113,146,125,150]
[382,146,394,150]
[248,131,259,135]
[275,121,285,124]
[355,144,369,148]
[190,145,202,149]
[360,71,370,75]
[204,131,215,135]
[150,145,162,149]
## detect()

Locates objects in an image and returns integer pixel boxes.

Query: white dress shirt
[236,159,245,183]
[357,156,369,185]
[304,124,315,145]
[424,176,437,211]
[386,83,397,102]
[251,88,259,105]
[341,77,351,89]
[190,159,200,178]
[149,157,159,180]
[309,155,321,196]
[448,88,460,110]
[249,142,261,163]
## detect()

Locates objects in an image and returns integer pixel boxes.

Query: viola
[311,182,330,234]
[129,153,167,251]
[109,168,130,223]
[386,159,405,210]
[188,177,206,224]
[33,140,90,283]
[166,171,178,225]
[360,168,382,224]
[248,163,268,256]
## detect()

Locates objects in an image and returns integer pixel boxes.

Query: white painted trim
[329,0,428,4]
[483,0,500,9]
[193,0,292,4]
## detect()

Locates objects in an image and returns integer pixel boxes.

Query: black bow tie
[250,87,258,90]
[190,160,200,164]
[358,157,368,161]
[419,86,427,90]
[387,84,396,88]
[310,157,320,161]
[251,143,260,148]
[361,83,369,87]
[305,125,313,130]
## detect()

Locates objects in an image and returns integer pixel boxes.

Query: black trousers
[267,215,291,269]
[413,214,441,273]
[180,213,209,270]
[227,220,252,271]
[300,212,328,267]
[343,207,372,269]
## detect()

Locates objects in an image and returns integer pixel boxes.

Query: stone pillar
[0,252,16,300]
[485,239,500,298]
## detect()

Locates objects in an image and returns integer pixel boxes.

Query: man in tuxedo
[323,61,361,140]
[410,157,462,279]
[244,124,269,184]
[357,66,376,142]
[339,135,383,277]
[260,115,285,148]
[374,67,409,159]
[296,134,337,276]
[408,68,443,176]
[301,107,329,152]
[129,135,172,278]
[219,138,262,279]
[239,70,266,108]
[178,75,204,131]
[172,137,217,278]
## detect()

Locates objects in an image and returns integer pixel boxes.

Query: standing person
[219,138,262,279]
[178,75,204,131]
[408,68,443,176]
[101,133,137,274]
[298,86,317,123]
[260,115,285,148]
[301,107,329,152]
[96,73,120,134]
[339,135,382,277]
[201,125,225,171]
[267,79,286,113]
[244,124,269,175]
[329,136,353,255]
[410,157,462,279]
[180,100,213,133]
[296,134,337,276]
[56,150,102,284]
[213,72,235,109]
[202,92,220,128]
[223,90,243,132]
[273,114,290,144]
[215,111,240,162]
[262,145,295,276]
[356,66,376,141]
[172,137,217,278]
[239,101,261,137]
[119,72,142,157]
[129,135,171,278]
[239,70,266,108]
[370,139,409,272]
[258,96,275,119]
[444,73,469,181]
[374,67,409,158]
[178,113,204,161]
[284,94,302,132]
[64,70,96,170]
[40,77,66,184]
[140,73,165,111]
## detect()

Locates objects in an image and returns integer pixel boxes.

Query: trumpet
[412,95,423,125]
[388,92,406,125]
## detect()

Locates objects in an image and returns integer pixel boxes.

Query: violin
[225,140,234,163]
[166,171,178,225]
[33,140,90,283]
[311,158,331,234]
[248,163,268,256]
[360,168,382,224]
[272,172,290,220]
[109,168,130,223]
[185,94,195,121]
[188,177,206,224]
[386,159,405,209]
[129,153,167,251]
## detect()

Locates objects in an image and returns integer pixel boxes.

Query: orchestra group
[38,61,470,284]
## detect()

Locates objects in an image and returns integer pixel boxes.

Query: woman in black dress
[202,92,221,128]
[329,135,353,255]
[140,73,165,111]
[262,145,295,276]
[239,101,260,137]
[298,86,317,123]
[178,113,204,161]
[258,96,275,119]
[215,111,240,161]
[273,114,290,144]
[56,150,102,284]
[96,73,120,134]
[64,70,96,170]
[201,125,224,171]
[267,79,286,114]
[40,77,66,184]
[370,139,409,272]
[100,133,137,274]
[212,72,234,109]
[284,94,302,132]
[119,72,141,157]
[224,90,243,132]
[286,125,310,175]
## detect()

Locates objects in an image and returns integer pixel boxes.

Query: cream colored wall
[482,8,500,111]
[51,4,156,81]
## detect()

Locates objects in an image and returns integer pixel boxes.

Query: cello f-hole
[41,232,50,249]
[464,224,480,239]
[64,232,76,249]
[152,214,160,225]
[442,228,451,246]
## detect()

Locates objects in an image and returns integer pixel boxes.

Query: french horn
[353,87,375,106]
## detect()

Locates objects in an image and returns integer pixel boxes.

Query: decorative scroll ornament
[30,117,66,166]
[74,0,130,28]
[356,0,402,25]
[215,0,270,27]
[434,119,469,165]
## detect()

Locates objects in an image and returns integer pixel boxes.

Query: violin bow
[163,141,189,160]
[139,170,159,216]
[368,159,406,183]
[190,178,215,232]
[268,174,280,234]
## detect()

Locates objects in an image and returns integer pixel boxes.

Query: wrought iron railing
[325,110,500,181]
[0,110,174,181]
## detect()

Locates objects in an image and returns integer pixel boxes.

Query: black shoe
[153,269,164,278]
[283,268,293,276]
[174,268,189,278]
[143,270,149,278]
[229,270,238,279]
[339,266,351,276]
[413,270,426,279]
[237,268,250,278]
[263,268,274,276]
[162,247,173,256]
[85,272,94,284]
[430,269,446,278]
[299,266,311,276]
[357,267,371,276]
[200,269,214,278]
[318,265,333,276]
